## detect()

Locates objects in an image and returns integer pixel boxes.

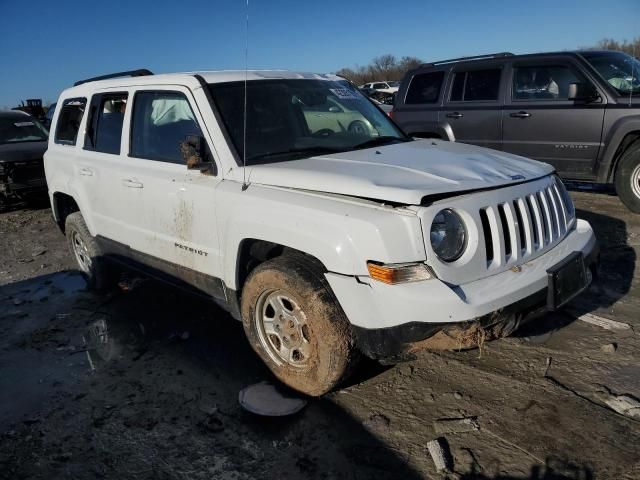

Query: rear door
[442,64,505,151]
[394,70,446,137]
[502,57,606,179]
[80,91,131,241]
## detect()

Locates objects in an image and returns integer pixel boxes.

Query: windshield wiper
[351,136,409,150]
[247,146,342,163]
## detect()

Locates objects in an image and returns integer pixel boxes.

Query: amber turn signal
[366,261,434,285]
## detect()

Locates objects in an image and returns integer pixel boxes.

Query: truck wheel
[615,142,640,213]
[241,255,358,396]
[65,212,115,291]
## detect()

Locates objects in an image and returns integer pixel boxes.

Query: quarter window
[55,98,86,145]
[405,72,445,104]
[85,94,128,154]
[513,65,584,101]
[450,69,502,101]
[130,91,203,164]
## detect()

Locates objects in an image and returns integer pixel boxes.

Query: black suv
[0,111,48,209]
[392,51,640,212]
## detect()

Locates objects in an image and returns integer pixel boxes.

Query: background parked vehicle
[0,111,48,209]
[392,50,640,212]
[359,81,399,105]
[359,81,400,94]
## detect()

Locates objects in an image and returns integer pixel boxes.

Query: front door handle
[122,179,144,188]
[510,111,531,118]
[446,112,464,119]
[79,168,93,176]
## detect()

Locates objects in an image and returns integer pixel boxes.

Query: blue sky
[0,0,638,107]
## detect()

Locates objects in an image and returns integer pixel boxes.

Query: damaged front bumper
[0,159,47,200]
[326,219,598,361]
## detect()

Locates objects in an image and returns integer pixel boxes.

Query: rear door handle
[122,179,144,188]
[79,168,93,176]
[446,112,463,119]
[510,111,531,118]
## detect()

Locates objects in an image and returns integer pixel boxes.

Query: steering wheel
[312,128,335,138]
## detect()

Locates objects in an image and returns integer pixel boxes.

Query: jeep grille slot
[479,181,571,270]
[479,208,494,263]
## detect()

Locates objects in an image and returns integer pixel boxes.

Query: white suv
[45,69,598,395]
[360,81,400,94]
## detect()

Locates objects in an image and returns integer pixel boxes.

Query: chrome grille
[479,178,574,269]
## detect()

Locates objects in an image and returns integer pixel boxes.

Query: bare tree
[336,54,423,86]
[585,38,640,57]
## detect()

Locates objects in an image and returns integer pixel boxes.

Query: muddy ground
[1,190,639,480]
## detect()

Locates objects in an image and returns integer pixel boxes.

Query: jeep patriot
[45,69,598,395]
[392,51,640,212]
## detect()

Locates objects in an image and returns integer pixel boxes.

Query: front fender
[216,181,427,290]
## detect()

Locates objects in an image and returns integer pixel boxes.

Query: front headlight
[430,209,467,262]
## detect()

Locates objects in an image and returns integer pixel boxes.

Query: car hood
[0,141,48,163]
[243,139,554,205]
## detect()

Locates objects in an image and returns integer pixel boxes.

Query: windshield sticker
[14,122,35,127]
[330,88,358,100]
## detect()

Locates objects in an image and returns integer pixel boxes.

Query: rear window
[450,69,502,101]
[405,72,445,104]
[55,98,86,145]
[84,94,128,155]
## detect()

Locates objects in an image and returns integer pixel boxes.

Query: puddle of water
[25,272,87,302]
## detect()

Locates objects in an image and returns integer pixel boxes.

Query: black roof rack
[419,52,514,68]
[74,69,154,87]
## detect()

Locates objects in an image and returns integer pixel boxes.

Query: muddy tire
[65,212,115,291]
[241,255,358,396]
[615,142,640,213]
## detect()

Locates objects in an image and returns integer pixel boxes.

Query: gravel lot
[1,190,639,480]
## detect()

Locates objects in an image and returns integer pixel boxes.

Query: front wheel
[615,142,640,213]
[65,212,116,291]
[241,255,358,396]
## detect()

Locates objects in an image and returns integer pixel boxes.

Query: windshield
[388,81,401,87]
[208,79,407,165]
[0,115,48,144]
[582,51,640,95]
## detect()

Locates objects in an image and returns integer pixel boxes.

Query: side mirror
[568,82,597,101]
[181,135,216,175]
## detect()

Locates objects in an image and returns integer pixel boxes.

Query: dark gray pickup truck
[392,50,640,212]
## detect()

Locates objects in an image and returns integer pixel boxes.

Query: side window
[373,83,386,89]
[405,72,445,104]
[450,69,502,102]
[130,91,203,164]
[513,65,584,101]
[85,93,128,154]
[54,98,86,145]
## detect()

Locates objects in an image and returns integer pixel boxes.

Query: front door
[502,60,606,179]
[441,66,504,151]
[122,86,224,297]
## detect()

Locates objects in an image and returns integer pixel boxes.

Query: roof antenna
[241,0,250,191]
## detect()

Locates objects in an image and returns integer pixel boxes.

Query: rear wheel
[241,255,358,396]
[65,212,116,291]
[615,142,640,213]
